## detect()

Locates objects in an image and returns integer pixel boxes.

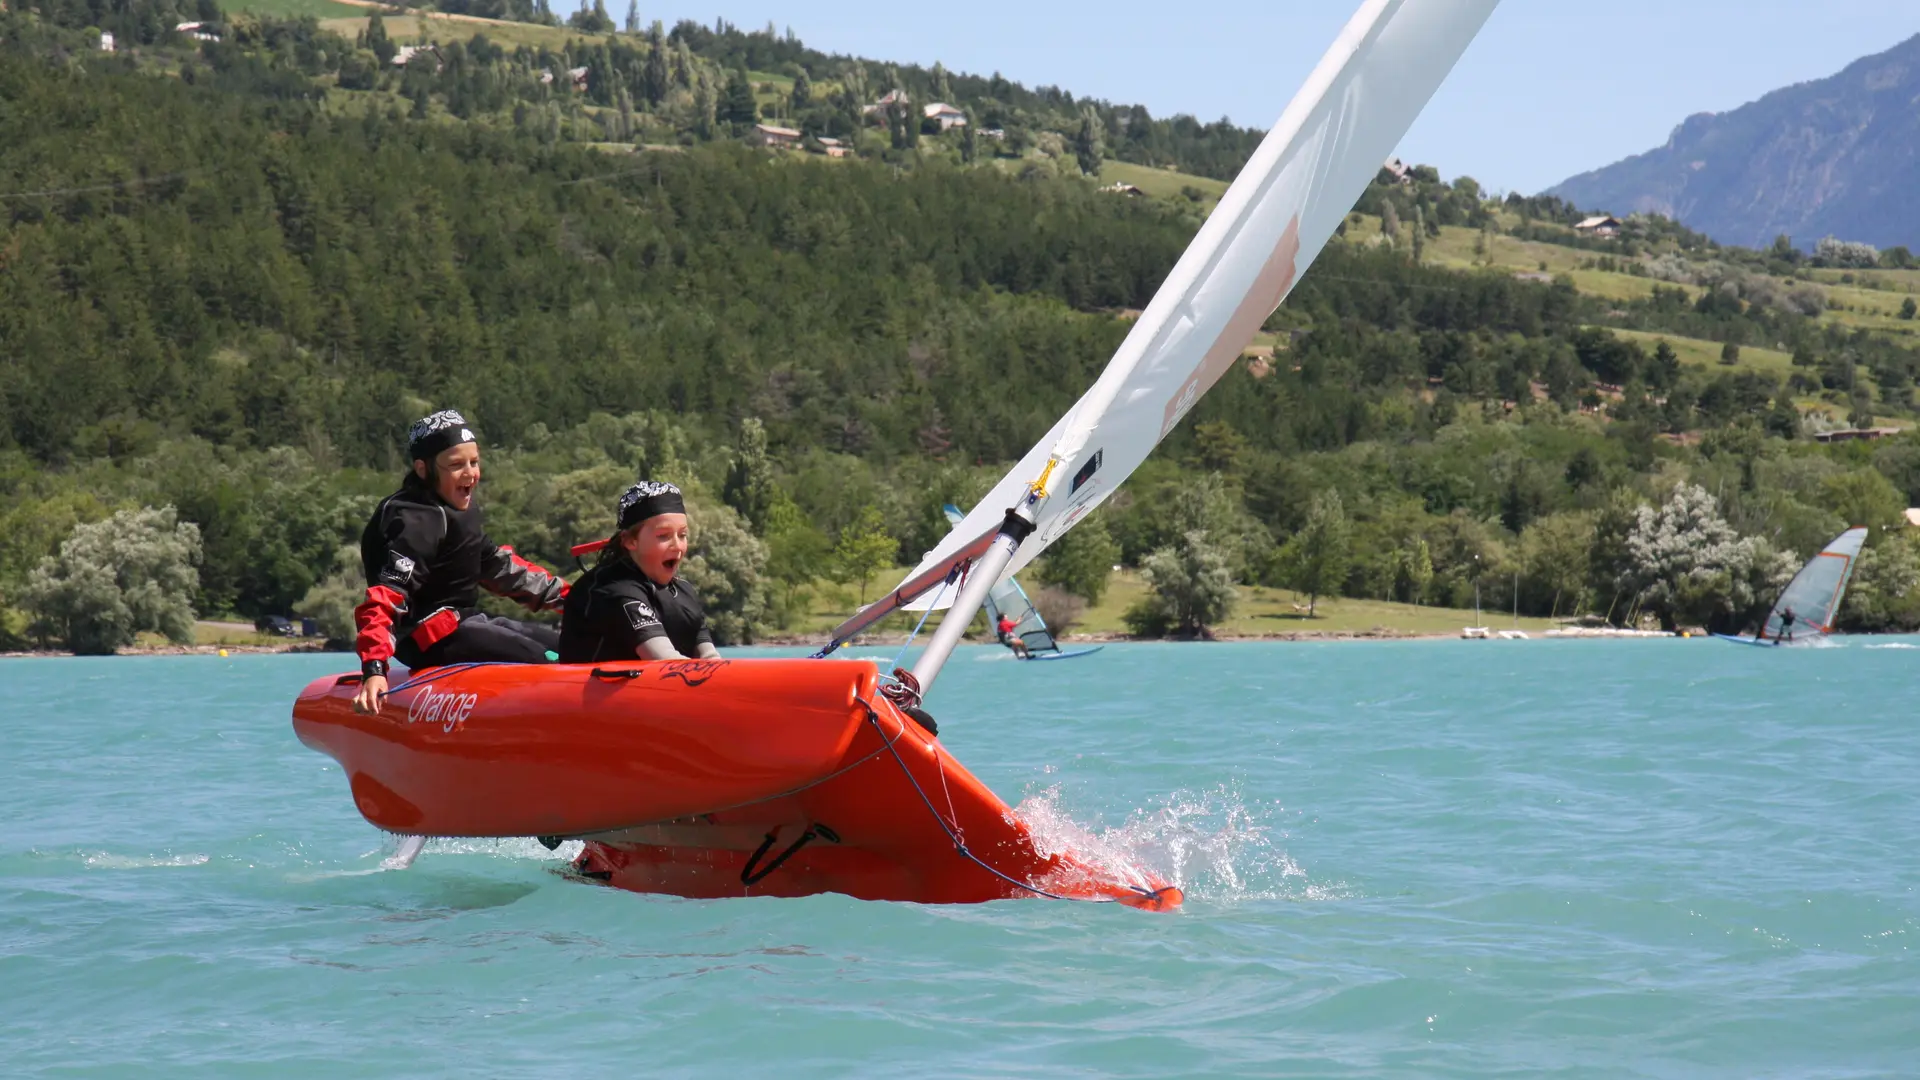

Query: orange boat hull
[291,658,1181,909]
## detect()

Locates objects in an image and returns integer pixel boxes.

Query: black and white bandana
[407,409,476,463]
[617,480,686,530]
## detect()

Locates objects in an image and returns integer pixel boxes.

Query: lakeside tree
[21,507,201,654]
[760,495,832,626]
[1276,492,1351,617]
[1521,511,1593,617]
[296,547,363,644]
[1127,530,1237,638]
[683,500,771,644]
[1617,484,1791,632]
[1036,516,1120,604]
[831,505,899,606]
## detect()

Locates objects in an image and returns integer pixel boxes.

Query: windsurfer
[556,480,721,663]
[996,614,1029,659]
[1779,606,1796,641]
[351,410,567,715]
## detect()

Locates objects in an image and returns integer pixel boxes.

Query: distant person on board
[1778,606,1796,642]
[997,613,1029,659]
[557,480,720,664]
[351,410,567,714]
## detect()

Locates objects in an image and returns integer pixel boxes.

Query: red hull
[292,659,1180,909]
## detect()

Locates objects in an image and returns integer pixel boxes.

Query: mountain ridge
[1546,33,1920,250]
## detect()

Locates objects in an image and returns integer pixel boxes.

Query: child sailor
[557,480,720,663]
[351,410,567,714]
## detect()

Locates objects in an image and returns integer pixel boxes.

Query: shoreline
[0,627,1694,658]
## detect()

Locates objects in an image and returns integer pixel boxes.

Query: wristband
[361,659,388,679]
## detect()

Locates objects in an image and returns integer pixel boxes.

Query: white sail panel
[1763,527,1868,639]
[895,0,1502,600]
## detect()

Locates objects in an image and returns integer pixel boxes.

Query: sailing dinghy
[292,0,1501,906]
[942,504,1103,661]
[1713,526,1869,646]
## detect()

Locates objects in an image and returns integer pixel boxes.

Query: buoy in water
[219,649,229,657]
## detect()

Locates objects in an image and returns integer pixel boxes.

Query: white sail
[1762,526,1869,640]
[886,0,1500,612]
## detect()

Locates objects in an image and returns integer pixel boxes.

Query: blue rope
[382,661,511,695]
[881,573,951,679]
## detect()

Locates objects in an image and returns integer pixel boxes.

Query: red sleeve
[354,585,409,665]
[480,544,569,611]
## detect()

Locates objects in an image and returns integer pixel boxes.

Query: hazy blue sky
[585,0,1920,193]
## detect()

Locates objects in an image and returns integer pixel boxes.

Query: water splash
[1012,784,1344,906]
[1866,642,1918,650]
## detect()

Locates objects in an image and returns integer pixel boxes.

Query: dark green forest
[6,1,1920,650]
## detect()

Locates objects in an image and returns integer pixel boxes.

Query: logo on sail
[1159,214,1302,439]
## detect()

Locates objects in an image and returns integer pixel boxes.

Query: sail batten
[879,0,1502,612]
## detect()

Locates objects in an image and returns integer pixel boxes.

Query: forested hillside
[6,1,1920,653]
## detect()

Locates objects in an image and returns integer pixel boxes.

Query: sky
[582,0,1920,193]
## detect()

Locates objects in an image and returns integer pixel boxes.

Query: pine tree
[642,22,669,105]
[624,0,637,33]
[1073,108,1103,176]
[723,68,757,129]
[365,9,395,65]
[672,39,692,88]
[722,419,776,533]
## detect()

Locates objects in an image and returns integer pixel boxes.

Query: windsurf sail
[830,0,1501,646]
[942,504,1064,656]
[1760,526,1869,640]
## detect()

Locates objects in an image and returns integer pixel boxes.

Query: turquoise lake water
[3,640,1917,1077]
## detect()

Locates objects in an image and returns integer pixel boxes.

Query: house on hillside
[174,21,221,41]
[862,88,910,118]
[1382,157,1413,185]
[752,124,801,149]
[979,127,1006,141]
[568,67,590,92]
[1100,182,1144,197]
[814,136,851,158]
[1811,426,1904,444]
[1574,214,1622,239]
[393,45,441,70]
[922,102,967,131]
[98,31,114,51]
